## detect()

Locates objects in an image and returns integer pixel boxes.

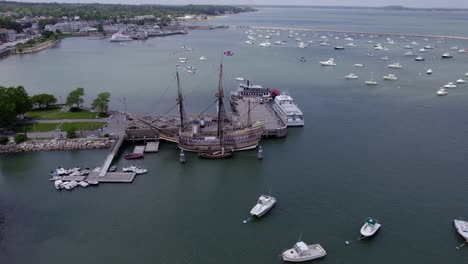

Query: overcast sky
[11,0,468,8]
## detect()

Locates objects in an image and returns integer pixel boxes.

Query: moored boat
[124,153,144,160]
[250,195,276,217]
[454,219,468,240]
[436,88,448,96]
[282,241,327,262]
[360,217,382,237]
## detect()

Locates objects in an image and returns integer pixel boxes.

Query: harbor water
[2,7,468,264]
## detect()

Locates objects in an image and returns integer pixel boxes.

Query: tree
[92,92,111,116]
[41,29,54,39]
[31,93,57,108]
[7,86,32,117]
[0,88,16,127]
[14,133,27,144]
[66,127,77,139]
[66,88,84,109]
[97,24,104,33]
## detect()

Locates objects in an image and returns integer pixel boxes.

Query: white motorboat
[365,80,378,86]
[275,41,286,45]
[110,33,132,42]
[458,49,468,54]
[454,219,468,240]
[282,241,327,262]
[427,69,433,75]
[388,62,402,69]
[320,58,336,66]
[122,165,147,174]
[320,42,329,46]
[444,82,457,88]
[259,41,271,47]
[236,77,245,81]
[178,57,187,60]
[380,56,389,61]
[466,73,468,77]
[415,56,425,61]
[404,45,413,49]
[442,52,453,58]
[334,46,345,50]
[298,42,308,49]
[347,43,356,47]
[54,180,63,190]
[78,181,89,187]
[383,74,398,81]
[250,195,276,217]
[245,40,254,45]
[360,217,381,237]
[411,41,419,45]
[436,88,448,96]
[345,73,359,79]
[404,51,415,56]
[200,56,207,61]
[456,79,466,84]
[450,46,459,50]
[354,64,364,67]
[419,48,428,53]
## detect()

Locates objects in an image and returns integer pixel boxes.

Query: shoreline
[0,138,112,154]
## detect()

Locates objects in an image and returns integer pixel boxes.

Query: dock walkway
[99,133,125,177]
[145,141,160,152]
[232,98,287,138]
[86,172,137,183]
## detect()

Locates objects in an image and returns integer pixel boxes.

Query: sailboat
[176,63,265,155]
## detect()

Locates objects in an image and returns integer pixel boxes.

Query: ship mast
[176,71,185,132]
[217,62,226,140]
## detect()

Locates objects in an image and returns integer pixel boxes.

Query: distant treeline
[0,2,256,20]
[254,5,468,12]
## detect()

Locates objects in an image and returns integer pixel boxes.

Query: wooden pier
[99,133,125,177]
[133,145,146,154]
[145,141,160,152]
[231,97,287,138]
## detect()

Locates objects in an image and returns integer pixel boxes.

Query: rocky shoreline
[0,138,113,154]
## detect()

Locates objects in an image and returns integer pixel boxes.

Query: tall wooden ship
[177,63,265,153]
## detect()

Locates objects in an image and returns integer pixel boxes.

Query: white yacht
[388,62,402,69]
[297,42,308,49]
[320,58,336,66]
[259,41,271,47]
[360,217,381,238]
[383,74,398,81]
[109,33,132,42]
[272,93,304,127]
[427,69,433,75]
[200,56,207,61]
[436,88,448,96]
[236,77,245,81]
[282,241,327,262]
[245,40,254,45]
[250,195,276,217]
[457,79,467,84]
[419,48,428,53]
[442,52,453,58]
[354,64,364,67]
[444,82,457,88]
[380,56,389,61]
[345,73,359,79]
[454,219,468,240]
[415,56,425,61]
[365,80,378,86]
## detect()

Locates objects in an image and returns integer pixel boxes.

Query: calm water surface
[1,7,468,264]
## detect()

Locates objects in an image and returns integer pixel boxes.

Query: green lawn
[40,110,97,120]
[14,123,59,133]
[25,108,61,119]
[61,122,106,131]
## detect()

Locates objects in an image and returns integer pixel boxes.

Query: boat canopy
[366,217,378,225]
[294,242,309,253]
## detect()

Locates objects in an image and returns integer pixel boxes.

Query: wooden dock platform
[145,141,160,152]
[231,98,287,138]
[86,172,137,183]
[61,175,86,181]
[99,133,125,177]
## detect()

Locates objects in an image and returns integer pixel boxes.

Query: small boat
[360,217,381,237]
[124,153,144,160]
[427,69,433,75]
[78,181,89,187]
[419,48,428,53]
[282,241,327,262]
[436,88,448,96]
[415,56,425,61]
[458,49,468,54]
[345,73,359,79]
[444,82,457,88]
[187,66,196,70]
[450,46,459,50]
[299,57,306,62]
[320,58,336,66]
[365,80,378,86]
[383,74,398,81]
[245,40,254,45]
[178,57,187,60]
[334,46,345,50]
[354,64,364,67]
[388,62,402,69]
[54,180,63,190]
[198,151,233,159]
[347,43,356,47]
[200,56,207,61]
[236,77,245,81]
[380,56,389,61]
[179,60,186,63]
[454,219,468,240]
[404,51,415,56]
[404,45,413,49]
[122,165,147,174]
[442,52,453,58]
[457,79,467,84]
[466,73,468,77]
[108,165,117,172]
[250,195,276,217]
[259,41,271,47]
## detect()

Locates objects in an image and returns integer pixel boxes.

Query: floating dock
[145,141,160,152]
[133,145,146,154]
[231,98,287,138]
[86,172,137,183]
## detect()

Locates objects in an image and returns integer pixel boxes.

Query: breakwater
[0,138,112,154]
